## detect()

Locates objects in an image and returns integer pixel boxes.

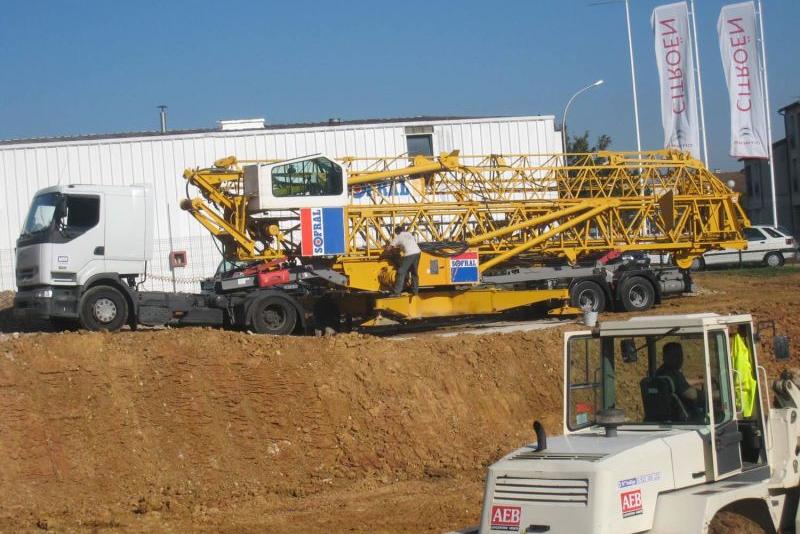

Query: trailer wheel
[619,276,655,312]
[250,296,297,335]
[79,286,129,332]
[570,281,606,313]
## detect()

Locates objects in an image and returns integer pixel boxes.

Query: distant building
[0,114,561,291]
[714,170,746,195]
[741,100,800,236]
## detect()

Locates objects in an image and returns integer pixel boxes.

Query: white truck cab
[14,184,153,325]
[479,313,799,534]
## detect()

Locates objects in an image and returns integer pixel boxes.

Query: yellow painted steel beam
[477,201,618,271]
[347,151,461,186]
[372,288,570,319]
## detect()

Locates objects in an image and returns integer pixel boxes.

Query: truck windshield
[22,192,60,235]
[566,331,734,430]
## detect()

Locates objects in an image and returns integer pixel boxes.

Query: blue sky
[0,0,798,170]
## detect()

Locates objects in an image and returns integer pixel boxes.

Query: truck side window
[271,157,343,198]
[64,195,100,230]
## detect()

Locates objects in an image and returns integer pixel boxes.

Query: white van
[692,225,798,269]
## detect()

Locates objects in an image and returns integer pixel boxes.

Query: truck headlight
[34,288,53,299]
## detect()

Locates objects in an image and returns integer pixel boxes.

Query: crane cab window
[271,157,343,198]
[566,332,736,429]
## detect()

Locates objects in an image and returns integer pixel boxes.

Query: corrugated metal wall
[0,116,560,291]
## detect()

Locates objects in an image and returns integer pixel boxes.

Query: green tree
[566,131,612,154]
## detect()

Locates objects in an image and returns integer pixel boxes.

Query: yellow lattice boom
[181,149,748,273]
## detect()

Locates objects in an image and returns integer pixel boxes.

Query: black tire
[570,280,606,313]
[619,276,655,312]
[250,296,298,335]
[763,252,784,268]
[79,286,129,332]
[690,256,705,271]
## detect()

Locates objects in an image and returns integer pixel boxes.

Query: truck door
[706,328,742,478]
[51,194,105,283]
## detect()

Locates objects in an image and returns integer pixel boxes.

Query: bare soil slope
[0,267,798,532]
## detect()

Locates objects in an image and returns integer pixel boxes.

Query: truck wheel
[763,252,784,267]
[570,281,606,312]
[619,277,655,312]
[251,297,297,335]
[79,286,129,332]
[690,257,705,271]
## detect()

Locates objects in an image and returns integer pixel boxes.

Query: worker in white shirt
[387,225,421,296]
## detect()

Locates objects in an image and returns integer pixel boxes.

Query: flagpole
[756,0,778,226]
[688,0,709,166]
[624,0,642,156]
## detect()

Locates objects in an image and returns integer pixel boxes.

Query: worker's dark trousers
[393,253,420,295]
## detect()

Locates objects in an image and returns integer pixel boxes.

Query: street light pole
[562,80,604,154]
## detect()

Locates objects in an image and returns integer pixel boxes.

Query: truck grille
[493,476,589,506]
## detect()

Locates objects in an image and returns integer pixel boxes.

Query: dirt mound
[0,326,566,532]
[0,268,798,532]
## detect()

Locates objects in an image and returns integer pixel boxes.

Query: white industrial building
[0,115,562,291]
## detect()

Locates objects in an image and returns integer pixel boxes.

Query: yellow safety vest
[732,333,757,418]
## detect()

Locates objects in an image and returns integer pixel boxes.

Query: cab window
[63,195,100,230]
[271,157,343,197]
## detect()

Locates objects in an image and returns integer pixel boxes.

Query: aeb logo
[490,505,521,531]
[620,489,643,518]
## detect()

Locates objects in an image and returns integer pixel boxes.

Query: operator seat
[640,375,690,422]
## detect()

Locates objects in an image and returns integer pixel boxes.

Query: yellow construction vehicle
[175,149,748,332]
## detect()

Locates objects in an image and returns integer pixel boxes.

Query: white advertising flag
[717,2,768,158]
[652,2,701,159]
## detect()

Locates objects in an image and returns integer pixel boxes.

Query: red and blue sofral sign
[300,207,345,256]
[450,251,479,283]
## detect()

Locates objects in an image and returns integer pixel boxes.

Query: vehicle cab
[479,313,774,534]
[14,184,153,319]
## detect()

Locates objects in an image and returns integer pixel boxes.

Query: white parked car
[692,225,798,269]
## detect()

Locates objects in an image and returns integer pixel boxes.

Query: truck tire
[619,276,655,312]
[690,257,705,271]
[570,280,606,313]
[250,296,297,335]
[763,252,784,267]
[79,286,129,332]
